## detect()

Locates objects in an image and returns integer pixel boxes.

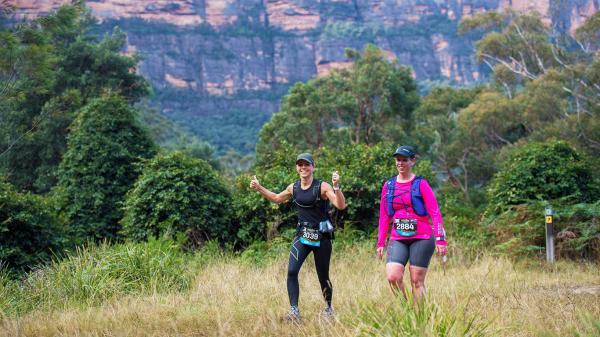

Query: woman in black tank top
[250,152,346,321]
[295,179,329,229]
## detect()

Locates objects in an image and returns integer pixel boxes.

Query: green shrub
[120,151,233,248]
[436,183,491,252]
[487,141,599,215]
[56,94,156,243]
[0,180,67,270]
[553,201,600,260]
[487,200,600,259]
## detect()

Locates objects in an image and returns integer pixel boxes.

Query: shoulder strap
[385,176,397,217]
[313,179,321,202]
[411,176,422,195]
[410,176,428,216]
[292,180,300,203]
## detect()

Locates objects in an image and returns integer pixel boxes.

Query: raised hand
[250,175,261,190]
[332,170,340,188]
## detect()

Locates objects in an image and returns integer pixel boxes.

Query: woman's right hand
[376,247,384,260]
[250,175,261,190]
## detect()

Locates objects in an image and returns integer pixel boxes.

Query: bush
[0,180,67,271]
[487,200,600,260]
[56,94,156,243]
[487,141,599,215]
[121,151,233,248]
[436,183,491,252]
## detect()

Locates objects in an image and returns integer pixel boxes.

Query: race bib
[300,227,321,246]
[394,218,418,236]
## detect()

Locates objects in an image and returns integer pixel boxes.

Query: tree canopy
[0,4,149,193]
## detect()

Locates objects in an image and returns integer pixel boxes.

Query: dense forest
[1,2,599,274]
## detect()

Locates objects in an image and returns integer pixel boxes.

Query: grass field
[1,241,599,336]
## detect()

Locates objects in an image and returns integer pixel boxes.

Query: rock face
[7,0,599,153]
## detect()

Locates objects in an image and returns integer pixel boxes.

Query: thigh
[288,237,311,271]
[386,239,409,266]
[408,236,436,268]
[312,239,332,272]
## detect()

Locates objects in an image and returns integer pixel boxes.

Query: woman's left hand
[332,170,340,188]
[435,244,447,256]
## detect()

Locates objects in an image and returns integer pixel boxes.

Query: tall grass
[0,238,191,315]
[354,295,489,337]
[1,237,599,336]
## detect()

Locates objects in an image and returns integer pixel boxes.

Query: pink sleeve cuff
[435,239,447,246]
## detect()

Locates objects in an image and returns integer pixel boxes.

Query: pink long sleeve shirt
[377,176,447,248]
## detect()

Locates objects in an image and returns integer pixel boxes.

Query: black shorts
[386,235,436,268]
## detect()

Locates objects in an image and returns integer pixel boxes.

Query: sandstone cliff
[7,0,599,153]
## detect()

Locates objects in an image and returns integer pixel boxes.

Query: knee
[410,275,425,288]
[287,268,299,279]
[387,272,404,284]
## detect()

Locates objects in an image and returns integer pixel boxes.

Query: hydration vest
[385,175,428,217]
[292,179,334,239]
[292,179,323,208]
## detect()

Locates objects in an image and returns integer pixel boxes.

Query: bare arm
[250,175,293,204]
[322,171,346,210]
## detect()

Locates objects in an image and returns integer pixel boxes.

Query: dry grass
[1,243,599,336]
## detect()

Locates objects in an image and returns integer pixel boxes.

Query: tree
[255,44,419,167]
[255,76,350,165]
[412,86,481,203]
[342,45,419,145]
[460,10,600,151]
[120,151,232,248]
[56,94,156,242]
[0,4,149,193]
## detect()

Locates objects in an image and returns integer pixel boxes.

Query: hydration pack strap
[385,175,428,217]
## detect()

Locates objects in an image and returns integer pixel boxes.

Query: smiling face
[296,160,314,179]
[394,156,416,175]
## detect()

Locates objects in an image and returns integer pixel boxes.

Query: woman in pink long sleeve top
[376,145,447,299]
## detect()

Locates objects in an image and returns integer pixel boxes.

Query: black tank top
[295,179,329,226]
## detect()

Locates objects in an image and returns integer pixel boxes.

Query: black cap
[296,153,314,166]
[392,145,416,158]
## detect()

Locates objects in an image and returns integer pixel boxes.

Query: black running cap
[392,145,416,158]
[296,153,314,166]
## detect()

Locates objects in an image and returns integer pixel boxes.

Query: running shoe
[322,306,335,320]
[283,306,301,322]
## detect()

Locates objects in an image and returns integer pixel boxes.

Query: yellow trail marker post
[545,205,555,264]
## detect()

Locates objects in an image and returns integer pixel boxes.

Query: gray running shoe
[322,306,335,320]
[283,306,301,322]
